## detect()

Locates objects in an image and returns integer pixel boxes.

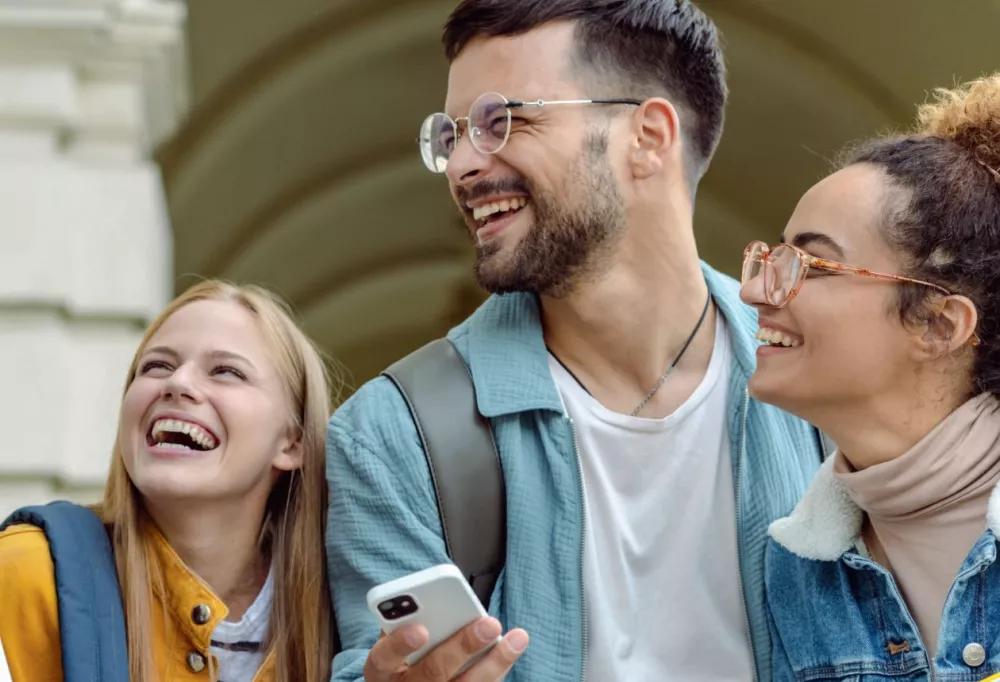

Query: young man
[326,2,825,681]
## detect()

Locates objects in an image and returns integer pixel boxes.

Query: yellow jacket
[0,522,275,682]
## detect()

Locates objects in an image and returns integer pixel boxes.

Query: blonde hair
[95,280,339,682]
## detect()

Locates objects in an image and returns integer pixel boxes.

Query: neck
[542,209,714,415]
[146,497,269,621]
[812,386,970,470]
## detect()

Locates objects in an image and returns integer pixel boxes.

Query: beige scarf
[833,392,1000,656]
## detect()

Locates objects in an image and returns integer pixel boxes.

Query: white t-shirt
[548,314,754,681]
[210,565,273,682]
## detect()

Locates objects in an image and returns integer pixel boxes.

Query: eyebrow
[143,346,257,371]
[781,231,847,260]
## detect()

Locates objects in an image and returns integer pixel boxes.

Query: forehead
[445,21,579,116]
[147,300,269,359]
[785,164,891,257]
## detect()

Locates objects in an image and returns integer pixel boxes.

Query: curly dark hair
[838,73,1000,395]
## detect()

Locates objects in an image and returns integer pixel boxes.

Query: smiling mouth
[755,327,804,348]
[147,418,219,452]
[470,197,529,227]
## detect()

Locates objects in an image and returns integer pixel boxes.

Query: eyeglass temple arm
[506,98,643,108]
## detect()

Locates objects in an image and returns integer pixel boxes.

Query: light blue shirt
[325,262,825,682]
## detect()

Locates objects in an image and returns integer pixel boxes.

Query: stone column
[0,0,187,517]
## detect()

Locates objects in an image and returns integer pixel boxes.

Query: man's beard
[464,132,626,298]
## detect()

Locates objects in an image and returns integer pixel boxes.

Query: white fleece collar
[768,453,1000,561]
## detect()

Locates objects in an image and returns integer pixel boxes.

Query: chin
[749,375,834,434]
[748,371,800,413]
[129,453,220,501]
[134,471,213,503]
[474,251,522,294]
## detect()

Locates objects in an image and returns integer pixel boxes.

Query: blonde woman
[0,280,338,682]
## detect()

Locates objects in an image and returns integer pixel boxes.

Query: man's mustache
[456,178,531,205]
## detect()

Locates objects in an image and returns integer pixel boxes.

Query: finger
[363,625,429,681]
[409,618,502,681]
[453,629,529,682]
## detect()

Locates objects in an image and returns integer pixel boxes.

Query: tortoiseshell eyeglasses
[742,240,980,347]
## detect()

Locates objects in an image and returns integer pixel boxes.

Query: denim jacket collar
[769,454,1000,561]
[452,262,760,419]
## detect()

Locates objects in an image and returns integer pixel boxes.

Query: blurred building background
[1,0,997,515]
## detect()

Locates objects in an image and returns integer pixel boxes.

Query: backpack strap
[382,338,506,607]
[1,502,129,682]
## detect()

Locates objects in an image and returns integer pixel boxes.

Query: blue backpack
[0,502,129,681]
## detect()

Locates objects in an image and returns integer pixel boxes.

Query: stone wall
[0,0,187,518]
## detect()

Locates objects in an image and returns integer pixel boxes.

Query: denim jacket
[765,456,1000,682]
[326,262,824,682]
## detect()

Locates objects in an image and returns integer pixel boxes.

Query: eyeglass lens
[743,243,805,306]
[418,92,512,173]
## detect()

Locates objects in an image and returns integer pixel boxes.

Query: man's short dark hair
[443,0,728,182]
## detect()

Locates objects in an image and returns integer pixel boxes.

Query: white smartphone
[366,563,498,671]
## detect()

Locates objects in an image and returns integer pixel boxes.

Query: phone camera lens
[379,595,419,621]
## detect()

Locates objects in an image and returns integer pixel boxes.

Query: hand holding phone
[367,564,497,669]
[363,564,529,682]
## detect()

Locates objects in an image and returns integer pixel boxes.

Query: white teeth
[158,442,196,451]
[471,197,528,221]
[755,328,803,348]
[150,418,218,450]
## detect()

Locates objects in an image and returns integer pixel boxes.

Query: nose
[160,363,203,403]
[445,129,493,186]
[740,269,770,309]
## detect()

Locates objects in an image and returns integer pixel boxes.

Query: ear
[272,426,304,472]
[912,294,979,359]
[628,97,681,180]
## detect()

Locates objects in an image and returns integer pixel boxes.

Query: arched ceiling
[156,0,1000,390]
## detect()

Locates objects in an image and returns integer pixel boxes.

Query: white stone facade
[0,0,187,518]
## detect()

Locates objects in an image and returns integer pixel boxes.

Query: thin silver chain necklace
[630,293,712,416]
[547,293,713,417]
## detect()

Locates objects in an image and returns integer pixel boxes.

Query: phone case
[366,563,494,667]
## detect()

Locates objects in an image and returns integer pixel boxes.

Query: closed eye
[213,365,247,380]
[139,360,171,374]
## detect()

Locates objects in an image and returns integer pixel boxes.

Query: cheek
[219,393,287,453]
[755,294,907,406]
[809,295,904,377]
[119,380,155,455]
[502,141,552,184]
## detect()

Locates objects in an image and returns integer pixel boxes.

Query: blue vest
[1,501,130,681]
